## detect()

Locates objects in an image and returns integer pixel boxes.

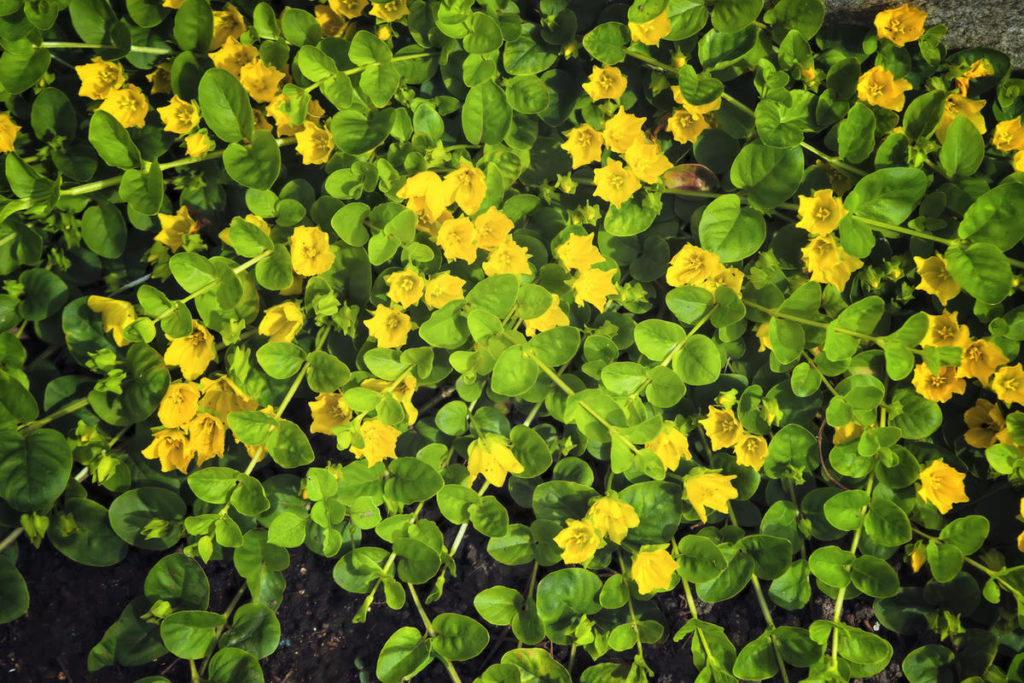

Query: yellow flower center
[302,243,320,259]
[385,314,402,330]
[813,205,831,222]
[886,19,904,35]
[1003,375,1018,392]
[607,172,624,190]
[574,129,592,146]
[927,374,948,388]
[598,73,614,91]
[176,107,193,126]
[868,82,885,98]
[933,324,956,343]
[384,1,399,10]
[120,95,139,113]
[189,331,206,347]
[966,345,982,361]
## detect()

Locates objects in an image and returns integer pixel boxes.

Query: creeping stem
[829,470,875,668]
[407,582,463,683]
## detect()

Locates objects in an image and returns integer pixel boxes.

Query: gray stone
[823,0,1024,68]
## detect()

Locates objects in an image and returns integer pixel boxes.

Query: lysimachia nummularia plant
[2,0,1024,680]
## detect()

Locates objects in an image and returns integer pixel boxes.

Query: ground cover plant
[2,0,1024,680]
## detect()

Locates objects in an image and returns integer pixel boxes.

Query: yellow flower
[586,497,639,544]
[209,35,259,77]
[955,59,995,96]
[158,382,200,429]
[154,205,197,252]
[556,233,604,272]
[258,301,304,343]
[631,548,677,594]
[290,225,335,276]
[199,375,257,418]
[624,140,673,184]
[699,406,743,450]
[467,433,524,487]
[874,3,927,46]
[397,171,450,223]
[671,86,721,114]
[582,65,627,101]
[602,107,646,154]
[315,5,350,38]
[922,310,971,348]
[309,392,353,435]
[187,413,226,467]
[436,217,478,263]
[911,364,965,403]
[666,108,710,145]
[698,266,744,295]
[993,364,1024,406]
[329,0,368,19]
[913,255,960,305]
[472,207,515,252]
[164,322,217,381]
[964,398,1009,449]
[993,117,1024,152]
[802,235,863,292]
[523,294,570,337]
[917,460,969,514]
[957,339,1008,384]
[644,423,691,471]
[628,9,671,46]
[369,0,408,21]
[157,95,200,135]
[553,519,603,564]
[910,545,926,573]
[685,472,739,523]
[146,62,172,95]
[593,160,641,208]
[796,189,848,235]
[572,267,617,310]
[756,321,773,352]
[98,85,149,128]
[483,238,532,277]
[185,130,214,157]
[364,304,412,348]
[856,66,913,111]
[211,3,246,50]
[351,419,400,467]
[86,295,137,347]
[423,272,466,309]
[75,57,125,100]
[361,375,418,426]
[0,114,19,153]
[295,122,335,165]
[560,124,604,169]
[240,58,286,103]
[142,429,195,474]
[666,244,725,287]
[937,94,987,143]
[443,164,487,215]
[734,433,769,471]
[163,0,184,9]
[834,422,865,445]
[386,269,426,309]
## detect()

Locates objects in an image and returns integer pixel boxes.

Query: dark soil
[0,530,911,683]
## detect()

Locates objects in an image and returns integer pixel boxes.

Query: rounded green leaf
[160,610,226,659]
[198,68,255,143]
[698,194,766,262]
[432,613,489,661]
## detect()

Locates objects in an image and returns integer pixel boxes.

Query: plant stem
[40,41,175,55]
[407,582,462,683]
[198,584,248,676]
[626,306,717,401]
[830,474,874,668]
[616,553,650,673]
[516,561,539,649]
[746,301,877,342]
[681,578,718,667]
[19,396,91,433]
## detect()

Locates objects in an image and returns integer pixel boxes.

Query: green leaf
[864,498,912,546]
[677,334,721,386]
[47,497,128,567]
[754,91,813,147]
[938,515,988,555]
[0,428,71,512]
[582,22,629,65]
[844,167,928,224]
[528,327,581,367]
[837,102,876,164]
[823,489,868,531]
[432,613,489,661]
[764,0,825,39]
[223,130,281,191]
[850,555,899,598]
[160,610,225,660]
[492,345,538,397]
[730,143,803,210]
[957,181,1024,250]
[173,0,213,52]
[463,82,512,146]
[945,242,1012,304]
[902,90,947,140]
[677,535,726,583]
[18,268,68,322]
[475,586,523,626]
[330,108,393,155]
[902,645,954,683]
[506,75,550,114]
[464,11,503,53]
[118,158,163,215]
[198,68,255,143]
[108,487,186,551]
[698,194,766,262]
[536,568,601,642]
[81,201,127,259]
[385,458,443,505]
[0,556,29,624]
[267,510,307,548]
[188,467,239,504]
[145,553,210,610]
[712,0,763,33]
[218,603,280,659]
[266,419,314,468]
[808,545,853,588]
[88,111,141,170]
[256,342,306,379]
[939,115,984,178]
[377,627,429,683]
[207,648,264,683]
[677,64,724,106]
